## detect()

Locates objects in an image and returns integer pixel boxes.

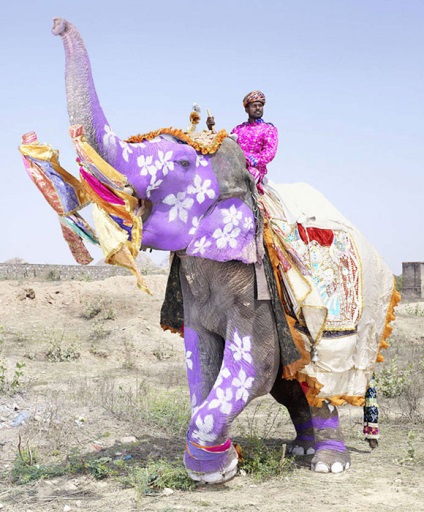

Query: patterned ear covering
[186,198,257,264]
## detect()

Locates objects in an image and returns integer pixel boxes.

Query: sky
[1,0,423,275]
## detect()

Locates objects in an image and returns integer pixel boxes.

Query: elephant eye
[178,159,190,169]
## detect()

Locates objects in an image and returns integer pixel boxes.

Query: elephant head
[52,18,259,263]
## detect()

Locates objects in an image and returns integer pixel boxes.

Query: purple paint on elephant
[184,327,203,412]
[187,198,256,263]
[316,440,347,452]
[187,329,256,448]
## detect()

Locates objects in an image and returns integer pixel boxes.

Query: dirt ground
[0,274,423,512]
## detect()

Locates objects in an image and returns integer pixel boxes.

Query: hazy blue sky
[1,0,423,274]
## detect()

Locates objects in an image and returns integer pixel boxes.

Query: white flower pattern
[119,140,133,162]
[155,150,174,175]
[185,351,193,370]
[222,205,242,227]
[232,369,254,403]
[163,192,194,223]
[137,154,156,176]
[191,414,218,444]
[192,236,212,255]
[103,125,117,146]
[229,332,253,364]
[212,224,241,249]
[208,387,233,415]
[187,175,216,204]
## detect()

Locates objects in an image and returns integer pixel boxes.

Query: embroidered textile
[231,119,278,181]
[260,181,400,407]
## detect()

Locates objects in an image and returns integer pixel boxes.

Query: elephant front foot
[184,439,239,484]
[311,444,351,474]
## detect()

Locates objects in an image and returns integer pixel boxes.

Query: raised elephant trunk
[52,18,108,155]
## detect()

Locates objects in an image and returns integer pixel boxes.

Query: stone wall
[0,263,166,282]
[402,262,424,298]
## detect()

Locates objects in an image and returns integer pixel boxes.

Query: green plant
[375,358,413,398]
[0,326,26,394]
[90,321,112,341]
[395,274,403,292]
[82,300,102,319]
[238,437,293,479]
[405,303,424,316]
[125,458,197,495]
[46,332,80,362]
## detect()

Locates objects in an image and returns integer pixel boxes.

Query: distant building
[402,262,424,298]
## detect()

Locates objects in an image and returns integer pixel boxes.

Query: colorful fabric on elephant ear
[125,127,229,155]
[19,132,96,265]
[259,180,399,407]
[69,126,149,293]
[242,90,266,107]
[19,132,90,215]
[70,125,128,189]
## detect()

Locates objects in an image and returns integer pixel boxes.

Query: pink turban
[242,90,266,108]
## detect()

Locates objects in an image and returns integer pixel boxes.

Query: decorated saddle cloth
[259,181,400,406]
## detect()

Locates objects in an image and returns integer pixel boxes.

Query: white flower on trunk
[191,414,218,444]
[119,140,133,162]
[191,236,212,255]
[232,369,254,403]
[212,223,241,249]
[146,175,163,198]
[229,332,252,364]
[163,192,194,223]
[222,204,242,227]
[208,387,233,415]
[137,154,156,176]
[103,125,117,146]
[155,150,174,175]
[185,351,193,370]
[187,175,216,204]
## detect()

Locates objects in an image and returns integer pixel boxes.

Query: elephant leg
[183,321,279,484]
[270,376,316,456]
[310,401,350,473]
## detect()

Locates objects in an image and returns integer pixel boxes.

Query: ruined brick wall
[402,262,424,298]
[0,263,166,281]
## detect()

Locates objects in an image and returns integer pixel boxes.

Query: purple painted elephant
[48,18,390,483]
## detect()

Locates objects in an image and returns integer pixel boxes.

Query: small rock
[0,503,4,509]
[239,469,247,476]
[63,505,72,512]
[76,501,82,509]
[162,488,174,496]
[120,436,137,444]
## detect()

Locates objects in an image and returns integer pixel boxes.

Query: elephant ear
[186,198,257,264]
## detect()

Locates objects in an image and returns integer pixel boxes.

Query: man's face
[245,101,264,119]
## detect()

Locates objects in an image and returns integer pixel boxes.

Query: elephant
[21,18,399,484]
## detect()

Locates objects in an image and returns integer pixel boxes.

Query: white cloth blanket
[261,181,398,406]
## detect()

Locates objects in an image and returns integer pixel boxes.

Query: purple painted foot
[184,439,239,484]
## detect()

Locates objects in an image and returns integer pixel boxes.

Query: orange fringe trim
[376,279,401,363]
[126,127,229,155]
[160,324,184,338]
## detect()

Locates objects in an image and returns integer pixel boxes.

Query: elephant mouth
[138,199,153,223]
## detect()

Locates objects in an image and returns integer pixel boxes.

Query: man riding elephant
[231,90,279,193]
